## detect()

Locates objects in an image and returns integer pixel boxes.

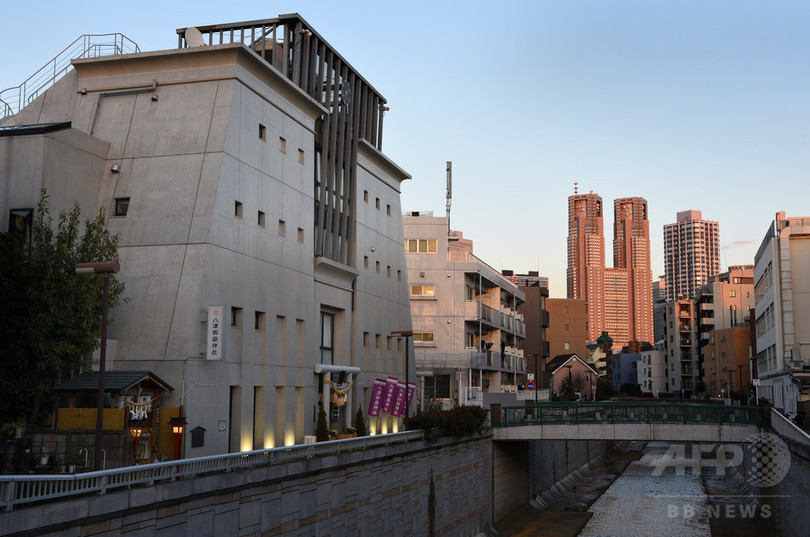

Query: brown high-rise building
[567,189,653,350]
[567,190,605,342]
[664,210,720,300]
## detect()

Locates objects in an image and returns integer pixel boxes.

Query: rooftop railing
[0,34,140,120]
[0,430,423,512]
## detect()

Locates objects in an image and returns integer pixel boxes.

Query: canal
[497,441,779,537]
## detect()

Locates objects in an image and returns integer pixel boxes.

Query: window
[411,285,435,297]
[235,201,243,218]
[376,198,380,209]
[278,220,286,235]
[230,306,243,327]
[397,270,402,281]
[298,149,304,164]
[255,311,265,331]
[376,261,380,273]
[279,137,286,153]
[258,211,265,227]
[114,198,130,217]
[386,204,391,216]
[413,332,435,344]
[404,239,438,253]
[259,124,266,141]
[425,374,451,399]
[387,265,391,278]
[8,208,33,245]
[564,342,570,350]
[320,312,334,365]
[298,227,304,242]
[564,324,569,332]
[364,190,368,202]
[729,290,736,298]
[364,256,369,269]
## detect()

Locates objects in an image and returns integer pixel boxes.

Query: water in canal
[500,441,779,537]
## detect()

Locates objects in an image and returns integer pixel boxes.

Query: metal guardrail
[0,33,140,119]
[771,409,810,446]
[494,402,764,427]
[0,430,423,512]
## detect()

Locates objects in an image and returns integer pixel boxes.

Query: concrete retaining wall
[1,436,492,537]
[773,439,810,537]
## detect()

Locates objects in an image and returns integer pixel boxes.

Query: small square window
[258,211,265,227]
[255,311,265,330]
[298,149,304,164]
[364,190,369,202]
[376,198,380,209]
[231,306,243,327]
[278,220,286,235]
[235,201,243,218]
[387,204,391,216]
[364,256,369,269]
[387,265,391,278]
[114,197,130,217]
[397,270,401,281]
[298,227,304,242]
[279,137,287,153]
[259,124,266,141]
[376,261,380,273]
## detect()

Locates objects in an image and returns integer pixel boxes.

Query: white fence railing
[0,431,423,512]
[771,409,810,446]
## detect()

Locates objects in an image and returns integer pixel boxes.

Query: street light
[391,331,413,418]
[75,261,120,470]
[169,416,188,460]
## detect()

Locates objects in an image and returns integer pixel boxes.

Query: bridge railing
[0,430,423,512]
[493,401,764,427]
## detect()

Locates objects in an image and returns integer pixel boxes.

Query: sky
[3,1,809,297]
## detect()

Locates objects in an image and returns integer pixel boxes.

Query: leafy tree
[595,377,616,401]
[354,406,367,437]
[0,189,124,424]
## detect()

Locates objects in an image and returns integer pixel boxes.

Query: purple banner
[391,381,407,417]
[406,382,416,410]
[368,378,386,417]
[382,377,398,415]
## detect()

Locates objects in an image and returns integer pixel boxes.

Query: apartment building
[664,210,720,300]
[545,298,589,360]
[754,212,810,414]
[0,15,413,455]
[403,213,526,409]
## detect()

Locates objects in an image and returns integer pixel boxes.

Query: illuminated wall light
[284,429,296,447]
[392,421,399,433]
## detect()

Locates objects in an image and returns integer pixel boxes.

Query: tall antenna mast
[446,161,452,235]
[574,181,578,195]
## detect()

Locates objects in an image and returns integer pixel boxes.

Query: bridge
[491,401,766,443]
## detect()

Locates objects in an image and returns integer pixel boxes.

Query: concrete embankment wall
[493,439,611,522]
[2,436,492,537]
[772,439,810,537]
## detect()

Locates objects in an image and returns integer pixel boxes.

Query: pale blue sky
[3,1,809,297]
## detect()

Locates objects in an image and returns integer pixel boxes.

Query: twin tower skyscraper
[567,188,653,351]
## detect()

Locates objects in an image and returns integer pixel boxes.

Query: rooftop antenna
[574,181,578,195]
[446,161,452,236]
[185,27,206,48]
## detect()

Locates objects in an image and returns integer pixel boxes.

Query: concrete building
[515,280,550,389]
[611,352,641,392]
[0,15,413,455]
[664,210,720,301]
[663,299,699,396]
[653,275,668,346]
[545,298,589,360]
[402,213,526,409]
[639,344,668,397]
[754,212,810,414]
[504,270,549,289]
[703,327,751,400]
[566,189,653,351]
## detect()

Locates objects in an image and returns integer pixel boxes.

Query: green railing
[492,401,764,427]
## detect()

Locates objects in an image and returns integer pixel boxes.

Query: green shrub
[404,405,489,442]
[355,406,367,437]
[316,407,329,442]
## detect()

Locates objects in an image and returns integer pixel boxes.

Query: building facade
[0,15,413,455]
[567,190,605,343]
[545,298,589,360]
[754,212,810,414]
[402,213,526,409]
[664,210,720,301]
[639,345,668,397]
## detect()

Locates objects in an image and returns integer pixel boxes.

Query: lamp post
[169,416,188,460]
[75,261,120,470]
[391,331,413,418]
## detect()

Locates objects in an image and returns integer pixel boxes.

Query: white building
[754,212,810,414]
[0,15,413,455]
[639,344,667,397]
[402,213,526,409]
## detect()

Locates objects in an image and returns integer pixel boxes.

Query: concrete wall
[1,436,492,537]
[772,439,810,537]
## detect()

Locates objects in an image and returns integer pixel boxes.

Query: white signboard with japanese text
[207,306,226,360]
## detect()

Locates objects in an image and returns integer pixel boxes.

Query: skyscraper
[567,190,605,343]
[664,210,720,300]
[567,189,653,350]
